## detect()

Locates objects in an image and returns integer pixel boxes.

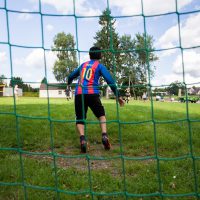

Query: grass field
[0,97,200,200]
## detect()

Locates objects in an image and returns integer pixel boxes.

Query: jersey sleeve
[67,67,80,85]
[100,64,119,97]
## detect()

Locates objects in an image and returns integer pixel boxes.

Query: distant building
[39,83,74,98]
[0,85,23,97]
[188,87,200,95]
[0,84,4,97]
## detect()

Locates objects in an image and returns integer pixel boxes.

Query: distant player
[67,46,124,153]
[142,92,147,102]
[124,87,131,104]
[14,84,18,100]
[65,86,71,101]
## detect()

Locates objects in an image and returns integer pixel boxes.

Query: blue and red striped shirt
[68,60,118,96]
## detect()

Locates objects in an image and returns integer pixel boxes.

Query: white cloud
[25,49,57,71]
[18,9,32,21]
[173,51,200,78]
[41,0,73,14]
[153,48,200,86]
[0,52,7,63]
[153,50,200,85]
[33,0,193,16]
[177,0,196,11]
[40,0,101,16]
[25,49,44,69]
[75,0,101,16]
[143,0,176,15]
[157,25,179,49]
[13,49,57,82]
[157,13,200,55]
[181,14,200,47]
[143,0,193,15]
[152,73,182,86]
[45,51,57,71]
[155,25,179,58]
[110,0,141,15]
[109,0,193,15]
[46,24,54,32]
[152,72,200,86]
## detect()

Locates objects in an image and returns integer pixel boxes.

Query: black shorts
[75,94,105,124]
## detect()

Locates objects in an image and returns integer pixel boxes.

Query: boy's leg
[76,124,87,153]
[75,95,88,153]
[89,95,111,150]
[99,116,106,133]
[76,124,84,136]
[99,116,111,150]
[101,132,111,150]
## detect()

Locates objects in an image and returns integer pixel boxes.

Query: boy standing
[68,47,124,153]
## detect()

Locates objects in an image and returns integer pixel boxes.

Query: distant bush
[23,92,39,97]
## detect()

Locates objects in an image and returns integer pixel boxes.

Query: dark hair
[89,46,101,60]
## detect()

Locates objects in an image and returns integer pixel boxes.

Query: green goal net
[0,0,200,199]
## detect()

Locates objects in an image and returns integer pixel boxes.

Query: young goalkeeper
[67,46,124,153]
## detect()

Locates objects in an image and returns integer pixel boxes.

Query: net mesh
[0,0,200,199]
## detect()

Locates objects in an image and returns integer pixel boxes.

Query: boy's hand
[118,97,125,107]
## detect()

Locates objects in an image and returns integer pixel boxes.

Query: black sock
[80,135,85,142]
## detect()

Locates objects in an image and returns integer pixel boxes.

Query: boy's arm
[67,67,80,85]
[100,65,124,107]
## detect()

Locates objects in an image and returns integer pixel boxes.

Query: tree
[41,77,47,84]
[119,35,136,85]
[10,77,23,88]
[93,9,158,98]
[154,87,167,93]
[134,33,158,84]
[167,81,185,96]
[119,34,158,99]
[133,33,158,99]
[94,9,122,98]
[52,32,78,83]
[94,8,122,79]
[9,77,35,92]
[0,75,6,85]
[119,35,137,96]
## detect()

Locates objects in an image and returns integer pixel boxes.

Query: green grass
[0,97,200,200]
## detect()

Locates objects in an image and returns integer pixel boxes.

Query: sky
[0,0,200,88]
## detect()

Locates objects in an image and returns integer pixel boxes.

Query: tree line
[0,9,189,98]
[51,9,158,98]
[0,75,189,97]
[154,81,186,96]
[0,75,38,92]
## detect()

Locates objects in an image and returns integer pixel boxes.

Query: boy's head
[89,46,101,60]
